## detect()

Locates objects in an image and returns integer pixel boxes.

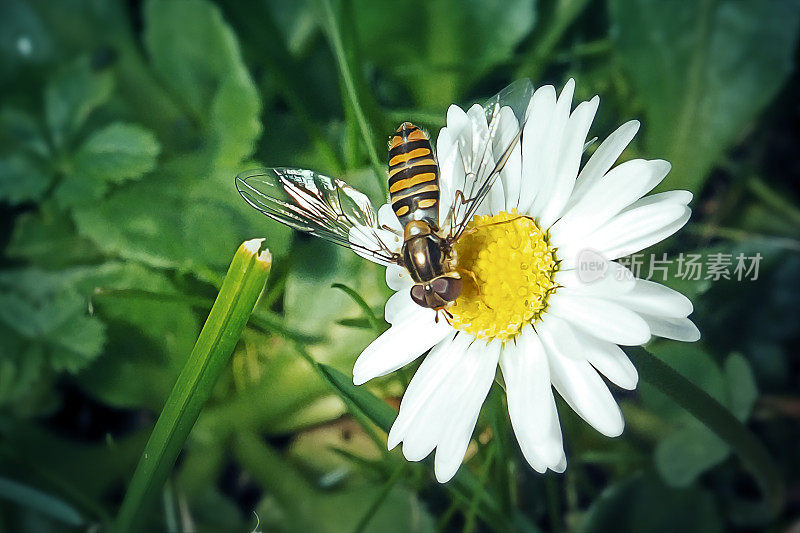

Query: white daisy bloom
[350,79,699,483]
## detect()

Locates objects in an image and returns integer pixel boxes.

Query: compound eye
[432,276,462,302]
[410,284,428,307]
[430,277,448,294]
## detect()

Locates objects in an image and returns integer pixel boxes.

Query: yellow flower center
[449,210,558,341]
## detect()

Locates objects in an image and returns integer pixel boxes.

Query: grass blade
[93,287,320,344]
[0,476,84,527]
[627,346,784,518]
[316,363,396,430]
[115,239,272,532]
[331,283,383,332]
[315,0,387,194]
[352,465,404,533]
[314,362,525,531]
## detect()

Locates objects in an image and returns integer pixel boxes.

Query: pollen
[449,210,558,341]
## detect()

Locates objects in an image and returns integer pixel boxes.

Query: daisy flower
[350,79,699,483]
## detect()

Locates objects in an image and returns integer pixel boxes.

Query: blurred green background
[1,0,799,531]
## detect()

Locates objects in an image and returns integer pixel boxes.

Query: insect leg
[455,267,493,310]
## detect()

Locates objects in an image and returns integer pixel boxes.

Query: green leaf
[56,122,160,208]
[628,347,783,518]
[67,262,201,410]
[641,345,761,488]
[0,0,54,77]
[609,0,800,193]
[0,477,84,527]
[582,472,723,533]
[312,362,523,531]
[644,346,760,487]
[235,432,435,533]
[317,363,396,430]
[724,352,758,421]
[0,335,57,415]
[640,343,726,425]
[331,283,383,331]
[654,425,728,488]
[209,74,261,168]
[72,154,291,278]
[0,154,52,205]
[143,0,260,167]
[44,56,113,148]
[281,239,384,377]
[353,0,536,107]
[73,122,160,184]
[5,206,102,267]
[0,268,105,374]
[315,0,386,192]
[115,240,271,533]
[0,108,50,158]
[0,418,145,524]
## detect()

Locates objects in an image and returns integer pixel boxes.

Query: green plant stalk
[316,0,387,194]
[331,283,383,332]
[627,347,784,517]
[223,0,345,174]
[0,476,84,527]
[314,362,526,532]
[515,0,592,81]
[748,176,800,227]
[353,465,405,533]
[233,431,319,532]
[115,239,272,532]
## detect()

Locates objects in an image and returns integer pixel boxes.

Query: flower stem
[115,239,271,532]
[747,176,800,227]
[627,347,784,518]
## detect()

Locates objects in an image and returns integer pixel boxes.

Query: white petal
[554,259,636,296]
[610,279,693,318]
[384,288,416,325]
[528,79,575,220]
[518,85,557,213]
[600,207,691,260]
[552,454,567,473]
[467,103,505,216]
[348,225,402,266]
[446,105,472,153]
[538,95,600,228]
[641,315,701,342]
[386,264,411,291]
[433,339,500,482]
[501,327,564,471]
[569,327,639,390]
[537,316,625,437]
[561,204,690,261]
[493,106,524,211]
[352,310,451,385]
[378,203,403,234]
[626,190,693,209]
[547,291,651,345]
[394,334,493,470]
[437,113,469,225]
[551,159,671,244]
[387,332,464,450]
[467,103,490,161]
[567,120,640,208]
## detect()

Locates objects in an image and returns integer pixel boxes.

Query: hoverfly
[236,80,533,317]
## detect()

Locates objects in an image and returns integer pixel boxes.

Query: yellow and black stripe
[387,122,440,227]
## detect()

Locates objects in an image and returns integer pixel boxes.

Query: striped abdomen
[388,122,439,228]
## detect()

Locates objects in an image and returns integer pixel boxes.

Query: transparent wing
[236,168,401,265]
[439,79,534,242]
